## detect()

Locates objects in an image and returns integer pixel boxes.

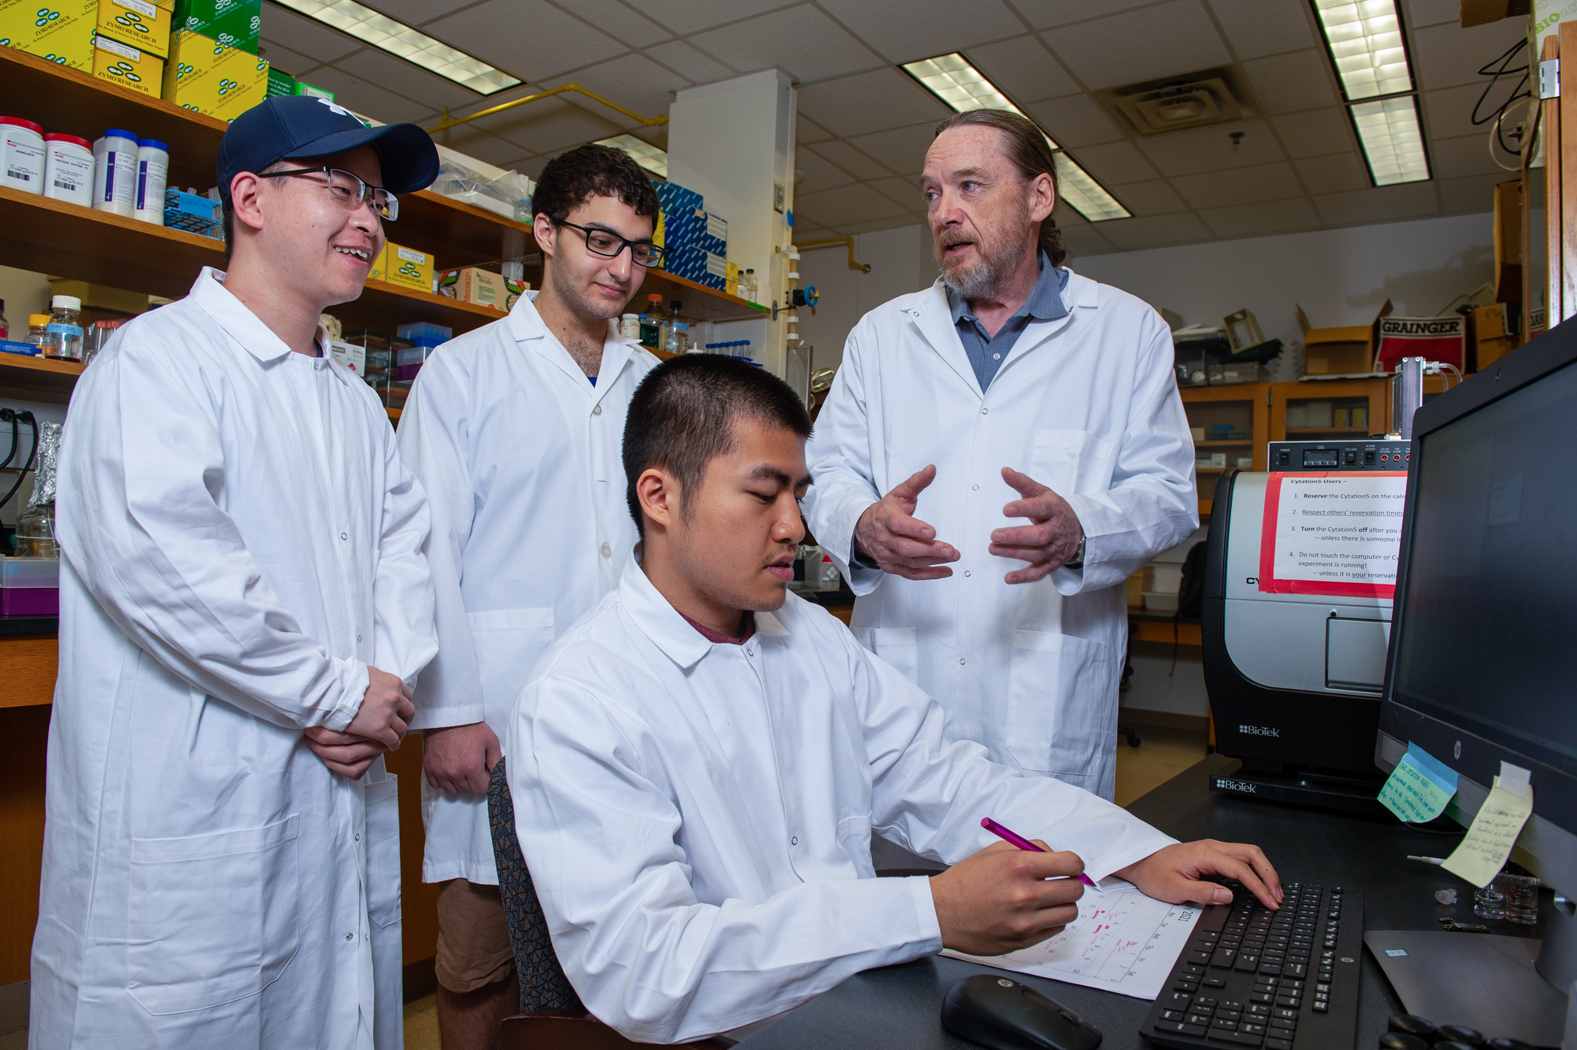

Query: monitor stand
[1364,899,1576,1045]
[1208,760,1388,815]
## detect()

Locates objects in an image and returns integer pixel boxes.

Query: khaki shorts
[435,878,516,993]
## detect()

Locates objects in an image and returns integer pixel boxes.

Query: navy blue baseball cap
[217,95,440,201]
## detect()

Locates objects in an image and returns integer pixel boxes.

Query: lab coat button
[981,408,989,415]
[600,543,612,558]
[340,532,348,541]
[345,932,353,941]
[972,484,979,491]
[354,832,360,841]
[791,836,798,845]
[964,570,971,577]
[592,404,603,416]
[959,657,966,665]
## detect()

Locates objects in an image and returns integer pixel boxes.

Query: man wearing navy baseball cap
[32,96,441,1049]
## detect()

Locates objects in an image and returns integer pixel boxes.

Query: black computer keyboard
[1141,882,1363,1050]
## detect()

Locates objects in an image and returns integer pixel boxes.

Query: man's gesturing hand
[1116,840,1283,910]
[853,465,960,580]
[990,467,1084,584]
[929,840,1086,956]
[423,721,502,796]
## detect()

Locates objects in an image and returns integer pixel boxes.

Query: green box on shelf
[293,80,332,101]
[171,0,259,54]
[265,66,294,98]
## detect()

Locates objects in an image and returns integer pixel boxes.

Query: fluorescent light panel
[1311,0,1413,101]
[1349,95,1430,185]
[902,53,1132,222]
[272,0,520,95]
[596,134,667,178]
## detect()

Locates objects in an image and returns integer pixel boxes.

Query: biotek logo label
[1215,779,1257,793]
[1239,724,1280,737]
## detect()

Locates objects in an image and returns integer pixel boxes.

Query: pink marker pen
[981,817,1098,887]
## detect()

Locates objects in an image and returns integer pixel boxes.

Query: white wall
[793,224,933,371]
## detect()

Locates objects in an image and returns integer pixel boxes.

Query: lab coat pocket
[1004,630,1112,776]
[1028,429,1118,496]
[365,772,401,928]
[467,607,556,715]
[128,816,299,1015]
[868,627,919,684]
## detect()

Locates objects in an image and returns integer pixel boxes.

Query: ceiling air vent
[1097,67,1250,135]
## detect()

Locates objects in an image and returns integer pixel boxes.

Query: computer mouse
[941,974,1103,1050]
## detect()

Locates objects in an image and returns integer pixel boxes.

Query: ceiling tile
[633,0,799,36]
[807,140,895,180]
[467,95,625,155]
[1137,117,1287,176]
[843,122,939,176]
[1011,0,1156,31]
[1421,83,1497,141]
[1106,178,1188,214]
[818,0,1026,63]
[1438,172,1509,213]
[1040,0,1232,92]
[540,53,691,121]
[256,40,321,78]
[1312,182,1441,225]
[1270,108,1355,158]
[794,147,858,195]
[1171,161,1302,208]
[1206,0,1314,60]
[362,0,477,27]
[965,34,1082,103]
[1059,223,1120,258]
[1405,0,1462,28]
[297,67,434,125]
[1412,18,1530,92]
[867,174,924,211]
[1294,152,1372,193]
[431,127,538,169]
[797,68,952,138]
[688,6,882,84]
[1073,140,1160,184]
[1096,212,1216,250]
[423,0,627,83]
[796,111,835,145]
[334,48,479,112]
[549,0,673,48]
[1025,94,1125,148]
[1243,49,1341,113]
[1197,197,1319,238]
[793,182,907,227]
[259,5,362,64]
[644,40,738,84]
[1430,132,1515,179]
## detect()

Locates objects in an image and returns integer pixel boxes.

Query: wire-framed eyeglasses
[554,219,663,267]
[259,166,400,220]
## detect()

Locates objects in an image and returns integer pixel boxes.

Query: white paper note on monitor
[941,880,1201,1000]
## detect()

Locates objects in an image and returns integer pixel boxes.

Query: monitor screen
[1389,358,1577,783]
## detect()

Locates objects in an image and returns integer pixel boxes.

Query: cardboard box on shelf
[293,80,331,100]
[171,0,257,53]
[264,64,293,97]
[0,0,97,69]
[382,242,434,293]
[1296,300,1392,376]
[437,266,527,311]
[162,28,266,119]
[1472,303,1516,369]
[96,0,172,58]
[92,33,162,96]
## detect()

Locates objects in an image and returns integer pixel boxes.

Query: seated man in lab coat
[507,355,1281,1045]
[32,96,440,1049]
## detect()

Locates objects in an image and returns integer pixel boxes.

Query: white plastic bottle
[134,138,168,225]
[92,129,139,217]
[0,117,45,194]
[43,134,93,207]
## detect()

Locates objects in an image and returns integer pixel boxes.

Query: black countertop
[0,614,57,635]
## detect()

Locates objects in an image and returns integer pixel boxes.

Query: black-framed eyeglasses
[259,166,399,220]
[554,219,663,267]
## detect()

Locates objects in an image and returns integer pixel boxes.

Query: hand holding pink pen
[981,817,1098,887]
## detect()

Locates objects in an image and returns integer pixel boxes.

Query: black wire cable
[0,408,17,472]
[0,411,40,516]
[1471,38,1532,157]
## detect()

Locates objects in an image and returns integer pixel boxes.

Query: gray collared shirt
[948,252,1070,391]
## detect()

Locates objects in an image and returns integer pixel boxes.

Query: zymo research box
[92,32,163,97]
[162,28,266,119]
[94,0,172,58]
[0,0,97,70]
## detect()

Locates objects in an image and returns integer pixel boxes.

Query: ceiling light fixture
[596,134,667,178]
[1309,0,1430,186]
[902,52,1129,222]
[270,0,521,95]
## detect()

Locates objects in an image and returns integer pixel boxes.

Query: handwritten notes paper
[1442,763,1535,888]
[1379,743,1459,823]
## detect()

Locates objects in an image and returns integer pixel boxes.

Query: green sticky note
[1379,743,1458,823]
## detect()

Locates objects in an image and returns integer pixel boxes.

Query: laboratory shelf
[1193,439,1253,447]
[1283,426,1373,436]
[0,353,84,399]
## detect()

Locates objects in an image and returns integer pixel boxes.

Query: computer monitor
[1378,318,1577,996]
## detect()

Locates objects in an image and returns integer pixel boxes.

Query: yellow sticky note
[1441,776,1534,888]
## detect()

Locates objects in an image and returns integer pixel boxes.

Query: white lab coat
[398,293,657,885]
[507,558,1176,1044]
[32,268,438,1050]
[803,270,1197,800]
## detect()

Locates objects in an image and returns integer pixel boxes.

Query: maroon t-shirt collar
[679,610,757,645]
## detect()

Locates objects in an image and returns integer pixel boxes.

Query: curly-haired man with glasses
[395,143,665,1050]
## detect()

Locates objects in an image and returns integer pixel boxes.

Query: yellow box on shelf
[0,0,97,70]
[95,0,172,58]
[162,28,265,119]
[92,32,162,96]
[382,242,434,293]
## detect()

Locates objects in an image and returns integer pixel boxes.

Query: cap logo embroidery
[316,98,351,118]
